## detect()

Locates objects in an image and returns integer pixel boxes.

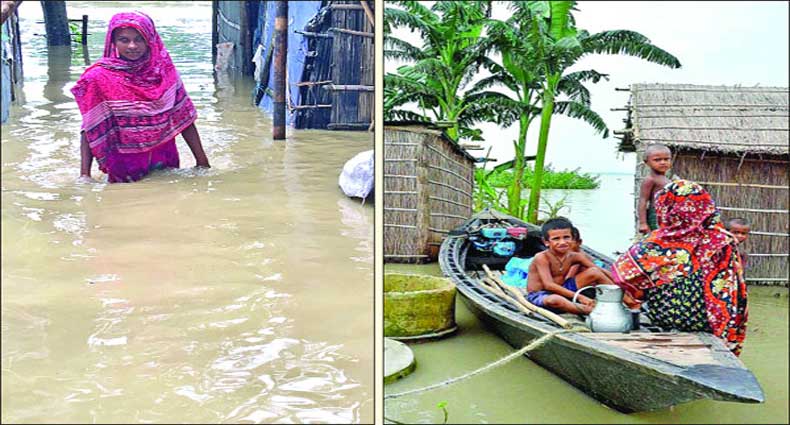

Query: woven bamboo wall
[384,125,474,263]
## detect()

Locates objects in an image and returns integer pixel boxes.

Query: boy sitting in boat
[526,218,615,315]
[564,226,614,282]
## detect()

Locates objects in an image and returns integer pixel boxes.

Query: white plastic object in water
[338,149,374,200]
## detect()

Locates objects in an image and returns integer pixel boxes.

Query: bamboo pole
[329,27,374,38]
[696,181,789,190]
[294,30,332,39]
[80,15,88,45]
[296,80,332,86]
[482,265,573,329]
[717,206,788,214]
[322,84,375,91]
[272,1,288,140]
[291,104,332,109]
[329,3,363,10]
[359,0,374,27]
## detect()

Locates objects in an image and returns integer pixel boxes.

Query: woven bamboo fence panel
[384,126,474,263]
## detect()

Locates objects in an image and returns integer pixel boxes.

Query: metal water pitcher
[572,284,633,333]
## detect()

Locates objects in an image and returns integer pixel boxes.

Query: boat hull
[440,209,765,413]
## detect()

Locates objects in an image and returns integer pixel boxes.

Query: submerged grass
[476,165,600,190]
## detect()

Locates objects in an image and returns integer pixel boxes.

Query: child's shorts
[526,278,578,313]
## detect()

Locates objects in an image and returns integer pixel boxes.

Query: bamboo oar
[482,264,572,329]
[479,276,572,330]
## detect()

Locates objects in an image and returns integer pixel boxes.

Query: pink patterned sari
[71,11,197,183]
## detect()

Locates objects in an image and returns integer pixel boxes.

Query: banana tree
[384,1,495,141]
[478,10,608,219]
[523,0,681,222]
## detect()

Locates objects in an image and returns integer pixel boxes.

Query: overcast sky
[387,1,790,173]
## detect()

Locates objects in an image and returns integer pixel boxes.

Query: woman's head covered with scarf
[611,180,748,355]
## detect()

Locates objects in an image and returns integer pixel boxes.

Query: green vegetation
[473,165,597,215]
[539,195,571,221]
[383,1,499,141]
[477,165,600,190]
[68,22,83,44]
[385,1,681,222]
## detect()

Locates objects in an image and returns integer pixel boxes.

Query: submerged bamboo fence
[618,83,789,286]
[384,123,476,263]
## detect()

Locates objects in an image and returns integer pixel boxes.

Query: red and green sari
[611,180,748,356]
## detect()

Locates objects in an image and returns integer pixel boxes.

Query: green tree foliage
[385,1,681,223]
[518,1,681,222]
[383,1,498,141]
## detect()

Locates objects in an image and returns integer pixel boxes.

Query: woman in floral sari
[72,11,209,183]
[611,180,748,355]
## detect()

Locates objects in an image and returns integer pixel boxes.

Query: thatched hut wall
[384,124,475,263]
[621,83,789,286]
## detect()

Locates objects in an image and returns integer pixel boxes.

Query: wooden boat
[438,208,764,413]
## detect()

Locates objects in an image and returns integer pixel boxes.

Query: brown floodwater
[384,264,788,424]
[1,2,372,423]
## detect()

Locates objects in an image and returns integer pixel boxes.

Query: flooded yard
[1,2,372,423]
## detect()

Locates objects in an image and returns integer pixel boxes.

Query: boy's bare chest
[649,176,671,201]
[545,252,571,278]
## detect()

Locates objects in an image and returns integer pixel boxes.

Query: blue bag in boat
[492,241,516,257]
[481,228,508,240]
[501,256,533,289]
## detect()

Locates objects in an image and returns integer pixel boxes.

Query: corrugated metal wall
[213,0,255,77]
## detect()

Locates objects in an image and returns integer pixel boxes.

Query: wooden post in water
[81,14,87,45]
[41,0,71,46]
[272,0,288,140]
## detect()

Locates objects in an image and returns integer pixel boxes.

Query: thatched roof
[384,121,479,163]
[619,84,789,155]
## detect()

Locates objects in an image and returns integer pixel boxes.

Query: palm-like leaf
[383,1,496,141]
[383,36,426,61]
[553,101,609,138]
[581,30,681,68]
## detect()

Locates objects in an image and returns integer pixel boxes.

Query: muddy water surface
[2,2,373,423]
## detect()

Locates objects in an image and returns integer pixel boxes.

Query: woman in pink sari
[72,11,209,183]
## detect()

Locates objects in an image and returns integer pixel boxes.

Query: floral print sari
[611,180,748,356]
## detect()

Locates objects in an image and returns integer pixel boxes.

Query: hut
[384,122,477,263]
[213,1,373,130]
[617,83,789,286]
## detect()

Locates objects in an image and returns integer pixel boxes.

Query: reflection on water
[1,2,372,423]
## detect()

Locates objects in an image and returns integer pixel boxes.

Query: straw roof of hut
[618,84,789,155]
[384,120,480,163]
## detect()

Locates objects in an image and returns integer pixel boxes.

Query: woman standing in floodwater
[71,11,209,183]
